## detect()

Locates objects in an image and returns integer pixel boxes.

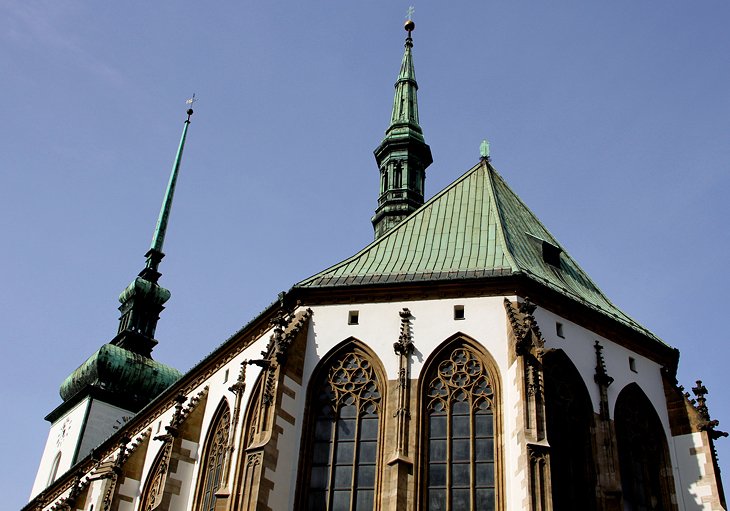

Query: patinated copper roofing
[60,343,181,403]
[297,161,661,342]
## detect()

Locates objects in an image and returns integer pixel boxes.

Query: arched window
[615,383,677,511]
[194,400,231,511]
[543,350,597,510]
[47,452,62,486]
[139,444,169,511]
[300,344,384,511]
[394,163,403,189]
[422,341,499,511]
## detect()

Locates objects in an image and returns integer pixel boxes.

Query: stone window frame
[295,338,388,511]
[193,398,231,511]
[415,334,505,511]
[138,442,170,511]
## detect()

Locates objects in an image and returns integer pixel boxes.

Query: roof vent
[527,233,562,268]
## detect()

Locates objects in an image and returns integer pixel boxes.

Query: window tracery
[139,443,171,511]
[195,401,231,511]
[304,350,382,511]
[423,344,496,511]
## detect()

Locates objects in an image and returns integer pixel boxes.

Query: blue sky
[2,1,729,507]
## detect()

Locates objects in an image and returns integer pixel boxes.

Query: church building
[26,20,727,511]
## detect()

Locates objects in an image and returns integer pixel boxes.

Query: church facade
[26,22,726,511]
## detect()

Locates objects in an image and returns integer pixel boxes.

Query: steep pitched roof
[297,161,660,342]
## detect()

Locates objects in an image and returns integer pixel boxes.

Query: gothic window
[139,443,170,511]
[615,383,677,511]
[194,400,231,511]
[422,343,498,511]
[301,347,383,511]
[543,350,597,510]
[394,163,403,189]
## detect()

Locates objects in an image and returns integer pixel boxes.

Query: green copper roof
[297,161,659,341]
[60,343,181,403]
[384,32,425,143]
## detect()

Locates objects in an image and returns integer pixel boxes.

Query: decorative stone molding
[691,380,728,440]
[504,297,544,359]
[505,298,552,510]
[246,451,262,467]
[593,341,614,420]
[392,308,414,461]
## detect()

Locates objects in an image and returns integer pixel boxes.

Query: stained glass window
[196,402,231,511]
[305,351,382,511]
[424,345,496,511]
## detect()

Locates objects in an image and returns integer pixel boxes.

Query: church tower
[30,104,194,498]
[372,20,433,238]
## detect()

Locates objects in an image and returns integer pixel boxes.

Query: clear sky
[2,1,729,507]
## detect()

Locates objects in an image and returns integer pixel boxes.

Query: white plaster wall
[671,432,718,511]
[534,306,671,431]
[84,478,104,511]
[167,437,198,509]
[30,397,91,499]
[77,400,134,463]
[505,360,524,509]
[533,306,707,510]
[116,474,141,511]
[268,374,302,511]
[303,296,511,383]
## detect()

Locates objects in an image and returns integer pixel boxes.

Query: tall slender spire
[113,102,195,356]
[372,19,433,239]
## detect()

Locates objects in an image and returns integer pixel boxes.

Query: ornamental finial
[185,93,196,120]
[405,6,415,35]
[480,139,491,161]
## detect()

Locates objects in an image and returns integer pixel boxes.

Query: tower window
[223,368,229,383]
[47,452,61,487]
[394,165,403,189]
[556,323,564,338]
[453,305,465,320]
[348,311,359,325]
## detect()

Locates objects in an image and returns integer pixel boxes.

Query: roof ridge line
[487,167,660,340]
[297,162,484,286]
[482,161,521,273]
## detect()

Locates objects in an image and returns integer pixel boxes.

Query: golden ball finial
[404,20,415,33]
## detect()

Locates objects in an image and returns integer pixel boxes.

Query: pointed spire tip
[185,94,197,121]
